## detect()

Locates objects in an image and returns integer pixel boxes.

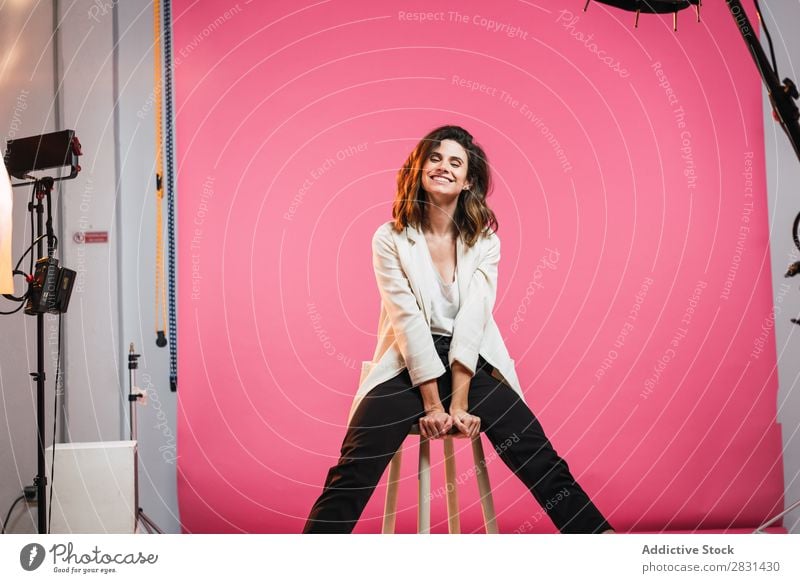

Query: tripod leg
[137,511,153,534]
[138,510,164,534]
[754,498,800,533]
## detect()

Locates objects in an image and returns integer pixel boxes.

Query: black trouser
[303,334,614,533]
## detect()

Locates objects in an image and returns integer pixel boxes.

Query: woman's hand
[418,408,453,440]
[449,408,480,439]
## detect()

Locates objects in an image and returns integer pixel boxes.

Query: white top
[421,240,459,336]
[349,221,526,426]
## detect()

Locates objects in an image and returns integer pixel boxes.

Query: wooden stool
[382,423,498,534]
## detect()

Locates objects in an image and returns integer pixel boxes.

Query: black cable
[2,182,59,311]
[29,186,34,276]
[3,182,60,308]
[45,181,55,257]
[0,302,26,315]
[2,269,29,300]
[47,312,62,534]
[0,269,28,313]
[792,211,800,253]
[1,495,25,534]
[1,187,39,312]
[1,233,58,311]
[11,234,56,271]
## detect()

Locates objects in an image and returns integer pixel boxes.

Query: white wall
[57,0,123,447]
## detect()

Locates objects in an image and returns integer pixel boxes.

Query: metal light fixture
[584,0,701,31]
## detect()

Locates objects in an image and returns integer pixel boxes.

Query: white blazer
[348,220,527,424]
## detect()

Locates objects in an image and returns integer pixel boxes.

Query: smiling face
[420,139,471,203]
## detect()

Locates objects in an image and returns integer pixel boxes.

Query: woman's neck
[423,210,456,239]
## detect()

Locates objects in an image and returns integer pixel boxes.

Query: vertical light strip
[161,0,178,392]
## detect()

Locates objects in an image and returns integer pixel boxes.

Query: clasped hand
[418,408,480,440]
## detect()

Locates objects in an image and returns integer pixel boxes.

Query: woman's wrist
[419,379,444,414]
[424,404,445,414]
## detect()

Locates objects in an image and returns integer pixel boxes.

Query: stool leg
[443,437,460,534]
[382,447,403,534]
[418,436,431,534]
[471,435,498,534]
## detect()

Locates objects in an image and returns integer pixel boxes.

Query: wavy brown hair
[391,125,498,247]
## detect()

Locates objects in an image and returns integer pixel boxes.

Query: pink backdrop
[173,0,783,533]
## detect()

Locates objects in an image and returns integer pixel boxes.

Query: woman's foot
[601,528,616,533]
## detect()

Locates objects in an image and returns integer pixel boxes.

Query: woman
[303,125,615,534]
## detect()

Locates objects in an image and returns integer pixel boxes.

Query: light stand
[127,343,163,533]
[4,130,81,534]
[31,177,54,535]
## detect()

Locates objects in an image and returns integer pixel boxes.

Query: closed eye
[430,153,462,166]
